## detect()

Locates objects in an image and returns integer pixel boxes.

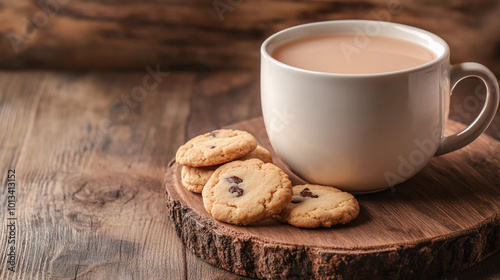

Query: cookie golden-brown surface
[274,184,359,228]
[202,159,292,225]
[176,129,257,167]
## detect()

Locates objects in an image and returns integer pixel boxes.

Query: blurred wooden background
[0,0,499,74]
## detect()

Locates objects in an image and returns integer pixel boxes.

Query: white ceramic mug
[261,20,499,193]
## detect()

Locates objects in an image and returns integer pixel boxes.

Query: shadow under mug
[261,20,499,193]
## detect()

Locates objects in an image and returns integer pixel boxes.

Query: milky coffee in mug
[261,20,499,193]
[272,34,437,74]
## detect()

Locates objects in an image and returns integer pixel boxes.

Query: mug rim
[261,20,450,77]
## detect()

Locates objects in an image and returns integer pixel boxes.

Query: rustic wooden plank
[0,0,499,74]
[0,72,46,278]
[0,71,194,279]
[0,70,499,279]
[165,117,500,279]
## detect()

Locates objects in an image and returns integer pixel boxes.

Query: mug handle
[435,62,500,156]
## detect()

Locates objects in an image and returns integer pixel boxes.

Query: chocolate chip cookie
[202,159,292,225]
[181,145,273,193]
[274,184,359,228]
[238,145,273,163]
[176,129,257,167]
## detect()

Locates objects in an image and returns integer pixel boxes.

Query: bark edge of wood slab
[164,117,500,279]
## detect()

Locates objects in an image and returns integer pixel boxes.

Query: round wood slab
[164,117,500,279]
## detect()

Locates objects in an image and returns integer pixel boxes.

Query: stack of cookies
[179,133,273,194]
[176,129,360,228]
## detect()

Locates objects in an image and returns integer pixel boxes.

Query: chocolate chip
[299,188,318,198]
[229,186,244,197]
[209,145,216,149]
[209,131,218,137]
[227,176,243,185]
[291,199,302,204]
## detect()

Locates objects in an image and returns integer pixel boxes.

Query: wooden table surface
[0,70,499,279]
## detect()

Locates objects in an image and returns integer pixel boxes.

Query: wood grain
[0,0,500,75]
[165,117,500,279]
[0,70,499,279]
[0,71,194,279]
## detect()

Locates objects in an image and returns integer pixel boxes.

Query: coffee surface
[272,34,436,74]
